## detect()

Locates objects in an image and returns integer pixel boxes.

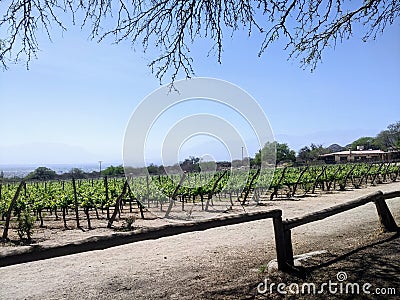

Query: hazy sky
[0,12,399,165]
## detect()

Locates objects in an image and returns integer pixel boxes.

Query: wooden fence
[0,210,282,267]
[273,190,400,271]
[1,188,399,271]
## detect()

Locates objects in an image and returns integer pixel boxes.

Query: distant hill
[0,142,96,165]
[275,128,378,152]
[327,144,344,153]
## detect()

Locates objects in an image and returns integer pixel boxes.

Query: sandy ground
[0,182,399,299]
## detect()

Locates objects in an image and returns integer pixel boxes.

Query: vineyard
[1,162,399,242]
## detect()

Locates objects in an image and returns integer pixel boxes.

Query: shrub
[17,210,35,243]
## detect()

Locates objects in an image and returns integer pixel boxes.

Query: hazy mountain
[275,128,378,152]
[327,144,345,153]
[0,142,98,165]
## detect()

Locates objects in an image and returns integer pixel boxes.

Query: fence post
[374,196,398,232]
[283,228,294,267]
[273,211,294,271]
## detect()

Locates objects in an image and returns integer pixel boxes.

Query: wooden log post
[339,164,357,191]
[272,212,295,271]
[146,175,150,207]
[374,195,398,232]
[242,168,260,205]
[62,207,68,229]
[283,229,294,267]
[84,207,92,230]
[371,163,384,185]
[311,166,326,194]
[205,171,227,210]
[358,163,373,187]
[2,181,25,241]
[72,178,80,229]
[127,183,145,219]
[270,167,287,200]
[291,166,308,197]
[107,181,129,228]
[104,176,110,219]
[165,174,186,218]
[272,213,287,271]
[329,165,343,191]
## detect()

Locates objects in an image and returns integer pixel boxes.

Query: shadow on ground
[203,232,400,299]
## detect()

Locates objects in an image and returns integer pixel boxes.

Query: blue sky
[0,13,399,166]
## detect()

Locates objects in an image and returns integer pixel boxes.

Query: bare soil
[0,182,399,299]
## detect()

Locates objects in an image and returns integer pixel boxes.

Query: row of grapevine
[1,162,399,240]
[256,162,400,200]
[0,177,132,238]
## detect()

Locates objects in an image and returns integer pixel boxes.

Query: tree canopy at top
[0,1,398,82]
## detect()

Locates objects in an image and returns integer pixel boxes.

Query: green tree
[26,167,57,181]
[297,146,311,162]
[375,121,400,151]
[254,141,294,166]
[350,137,378,151]
[1,1,397,81]
[297,144,329,163]
[147,163,166,175]
[102,165,125,176]
[180,157,201,173]
[67,168,87,179]
[276,143,296,164]
[147,164,159,175]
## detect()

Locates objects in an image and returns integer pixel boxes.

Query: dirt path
[0,182,399,299]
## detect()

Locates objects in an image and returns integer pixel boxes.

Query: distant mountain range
[275,128,378,151]
[0,128,379,167]
[0,164,102,178]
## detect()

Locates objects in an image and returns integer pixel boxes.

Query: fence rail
[0,210,282,267]
[1,186,399,272]
[382,190,400,200]
[273,190,399,271]
[283,191,383,230]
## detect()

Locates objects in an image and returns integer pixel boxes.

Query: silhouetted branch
[1,1,398,81]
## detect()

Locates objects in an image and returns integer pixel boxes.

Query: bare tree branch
[0,1,398,81]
